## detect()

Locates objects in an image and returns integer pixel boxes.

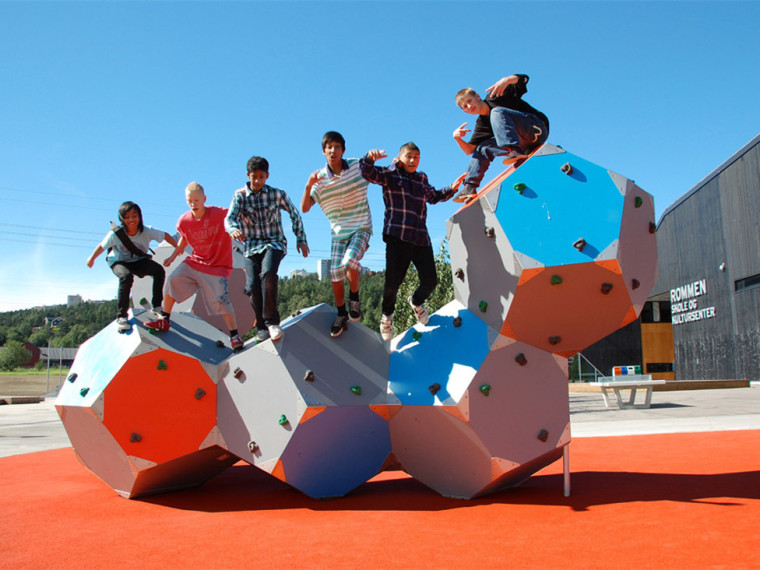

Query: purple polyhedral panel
[278,407,391,499]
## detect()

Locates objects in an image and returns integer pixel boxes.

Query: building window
[641,301,672,323]
[646,362,674,373]
[735,273,760,292]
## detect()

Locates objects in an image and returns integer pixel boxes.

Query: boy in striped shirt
[302,131,372,338]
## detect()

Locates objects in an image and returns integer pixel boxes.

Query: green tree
[0,340,31,371]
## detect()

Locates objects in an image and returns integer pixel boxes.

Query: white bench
[594,374,666,409]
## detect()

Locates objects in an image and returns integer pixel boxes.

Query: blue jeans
[244,248,284,328]
[465,107,549,188]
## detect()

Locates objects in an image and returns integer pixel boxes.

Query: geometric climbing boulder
[58,142,657,501]
[386,301,570,498]
[216,304,393,499]
[55,310,239,498]
[448,143,657,357]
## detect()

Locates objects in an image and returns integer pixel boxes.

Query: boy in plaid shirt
[360,142,464,341]
[225,156,309,342]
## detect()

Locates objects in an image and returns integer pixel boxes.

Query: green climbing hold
[551,275,563,285]
[79,387,89,397]
[278,414,289,425]
[157,360,168,371]
[634,196,643,208]
[513,182,526,194]
[479,300,488,313]
[351,385,362,396]
[480,384,491,396]
[412,330,422,341]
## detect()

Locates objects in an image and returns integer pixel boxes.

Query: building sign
[670,278,716,325]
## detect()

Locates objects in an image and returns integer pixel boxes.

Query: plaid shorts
[330,230,371,282]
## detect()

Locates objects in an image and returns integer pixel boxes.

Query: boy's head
[397,142,421,174]
[246,156,270,192]
[321,131,346,167]
[321,131,345,152]
[456,87,486,115]
[185,182,207,216]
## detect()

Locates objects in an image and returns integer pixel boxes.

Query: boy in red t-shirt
[146,182,243,351]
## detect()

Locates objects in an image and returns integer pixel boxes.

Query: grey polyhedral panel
[447,205,522,332]
[217,304,393,498]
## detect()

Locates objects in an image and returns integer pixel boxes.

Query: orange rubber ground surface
[3,430,759,569]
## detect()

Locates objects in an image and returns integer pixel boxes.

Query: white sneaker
[407,296,430,325]
[268,324,284,341]
[254,329,270,342]
[379,314,393,342]
[116,317,131,332]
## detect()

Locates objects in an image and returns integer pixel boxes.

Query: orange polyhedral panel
[102,348,218,465]
[505,261,634,354]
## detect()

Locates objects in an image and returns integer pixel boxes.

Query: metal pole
[563,445,571,497]
[46,341,51,394]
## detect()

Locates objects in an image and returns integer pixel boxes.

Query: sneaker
[230,334,244,352]
[116,317,131,332]
[379,314,393,342]
[254,329,270,342]
[145,316,170,332]
[330,314,349,338]
[268,324,284,341]
[502,147,528,165]
[453,183,478,203]
[408,295,430,325]
[348,299,361,321]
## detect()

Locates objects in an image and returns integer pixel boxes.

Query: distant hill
[0,244,453,349]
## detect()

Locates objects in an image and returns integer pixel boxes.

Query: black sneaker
[330,314,349,338]
[348,299,361,321]
[453,183,478,203]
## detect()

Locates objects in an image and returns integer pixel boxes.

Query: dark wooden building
[582,134,760,381]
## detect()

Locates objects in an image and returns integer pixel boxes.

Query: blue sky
[1,0,758,312]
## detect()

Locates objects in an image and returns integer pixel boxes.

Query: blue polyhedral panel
[56,321,141,407]
[389,302,491,405]
[278,407,391,499]
[493,151,624,267]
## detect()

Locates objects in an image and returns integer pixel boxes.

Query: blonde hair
[185,181,205,194]
[455,87,478,106]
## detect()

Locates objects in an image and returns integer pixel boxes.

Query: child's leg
[343,231,371,296]
[129,258,166,309]
[410,244,438,306]
[491,107,548,151]
[110,262,135,319]
[243,254,264,329]
[260,248,284,326]
[382,236,413,316]
[330,237,349,312]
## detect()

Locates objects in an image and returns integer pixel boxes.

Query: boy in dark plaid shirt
[359,142,464,341]
[225,156,309,342]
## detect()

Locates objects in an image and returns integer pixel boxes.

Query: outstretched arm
[86,245,104,268]
[358,149,389,185]
[452,122,476,155]
[163,233,179,248]
[163,236,188,267]
[485,74,523,98]
[301,170,320,213]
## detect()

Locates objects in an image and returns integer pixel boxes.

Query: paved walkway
[1,385,758,458]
